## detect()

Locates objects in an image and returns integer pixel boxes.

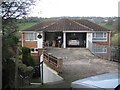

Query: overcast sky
[29,0,120,18]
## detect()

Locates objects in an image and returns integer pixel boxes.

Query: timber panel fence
[43,50,63,73]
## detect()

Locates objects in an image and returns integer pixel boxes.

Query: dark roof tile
[39,18,91,31]
[23,19,56,31]
[23,18,110,32]
[74,19,110,31]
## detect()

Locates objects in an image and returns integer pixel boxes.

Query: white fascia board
[44,30,62,32]
[92,31,110,33]
[62,30,110,33]
[63,30,92,33]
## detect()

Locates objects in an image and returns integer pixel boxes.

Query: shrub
[22,47,35,66]
[22,47,30,56]
[28,55,35,67]
[18,63,27,77]
[24,66,34,77]
[18,63,34,77]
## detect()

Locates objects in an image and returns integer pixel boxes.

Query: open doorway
[66,32,86,48]
[44,32,63,47]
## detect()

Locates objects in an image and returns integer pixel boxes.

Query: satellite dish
[37,34,42,39]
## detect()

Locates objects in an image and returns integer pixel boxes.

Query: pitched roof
[37,18,91,31]
[23,19,56,31]
[74,19,109,31]
[23,18,110,32]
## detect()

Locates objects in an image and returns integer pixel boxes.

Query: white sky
[29,0,120,18]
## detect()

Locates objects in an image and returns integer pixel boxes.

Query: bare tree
[1,0,36,89]
[1,0,35,36]
[2,0,35,19]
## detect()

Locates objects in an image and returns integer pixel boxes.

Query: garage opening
[66,33,86,48]
[44,32,63,47]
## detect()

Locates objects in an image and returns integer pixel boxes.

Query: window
[92,32,107,41]
[25,33,37,41]
[93,47,107,53]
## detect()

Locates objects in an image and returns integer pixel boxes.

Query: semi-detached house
[21,18,111,61]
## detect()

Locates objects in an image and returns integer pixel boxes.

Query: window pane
[25,33,29,40]
[92,32,107,41]
[92,38,107,40]
[94,47,107,53]
[25,33,37,40]
[104,33,107,37]
[96,32,103,37]
[93,33,95,37]
[29,33,33,40]
[96,47,103,52]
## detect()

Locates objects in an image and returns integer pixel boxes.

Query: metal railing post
[41,61,43,85]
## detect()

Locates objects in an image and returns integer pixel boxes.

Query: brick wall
[23,41,37,48]
[22,33,37,48]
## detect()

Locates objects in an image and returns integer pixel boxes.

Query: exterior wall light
[37,34,42,39]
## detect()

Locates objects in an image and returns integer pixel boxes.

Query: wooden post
[48,53,52,63]
[43,50,46,61]
[57,57,63,73]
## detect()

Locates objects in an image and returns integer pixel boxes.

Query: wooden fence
[43,50,63,73]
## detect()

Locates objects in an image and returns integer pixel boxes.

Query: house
[21,18,111,60]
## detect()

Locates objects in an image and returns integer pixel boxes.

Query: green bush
[22,47,35,67]
[24,66,34,77]
[18,63,27,73]
[18,63,34,77]
[28,55,35,66]
[22,47,30,56]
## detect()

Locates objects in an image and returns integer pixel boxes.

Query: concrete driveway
[45,48,118,88]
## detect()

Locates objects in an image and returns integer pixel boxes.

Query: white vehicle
[68,40,80,46]
[71,72,120,90]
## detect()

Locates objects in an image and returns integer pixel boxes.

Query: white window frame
[92,32,107,41]
[25,33,37,41]
[94,47,107,53]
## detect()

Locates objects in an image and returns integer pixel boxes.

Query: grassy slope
[111,33,120,46]
[18,22,37,31]
[102,24,119,46]
[100,23,114,30]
